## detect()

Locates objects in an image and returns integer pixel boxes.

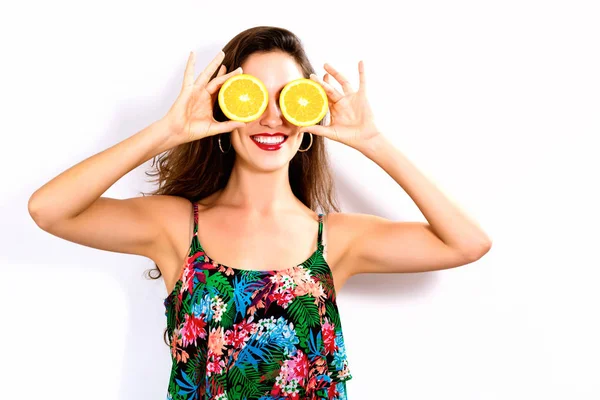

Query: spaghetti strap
[317,213,324,252]
[192,200,199,235]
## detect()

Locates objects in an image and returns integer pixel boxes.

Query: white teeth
[252,136,285,144]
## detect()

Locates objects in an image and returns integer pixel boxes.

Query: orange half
[280,78,328,127]
[218,74,269,122]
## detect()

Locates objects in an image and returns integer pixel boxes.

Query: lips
[250,132,288,150]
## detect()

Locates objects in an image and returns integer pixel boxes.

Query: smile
[250,133,289,151]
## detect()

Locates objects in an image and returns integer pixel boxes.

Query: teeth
[252,136,285,144]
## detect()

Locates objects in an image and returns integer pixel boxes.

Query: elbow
[28,193,50,230]
[465,240,492,262]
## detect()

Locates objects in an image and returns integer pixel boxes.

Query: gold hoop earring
[218,133,232,154]
[298,132,313,152]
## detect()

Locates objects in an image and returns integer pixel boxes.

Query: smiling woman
[142,26,352,399]
[27,24,491,400]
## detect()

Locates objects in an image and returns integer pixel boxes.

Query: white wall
[2,0,599,399]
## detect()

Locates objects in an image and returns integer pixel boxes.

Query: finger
[205,66,243,95]
[217,64,226,77]
[324,74,345,101]
[206,65,226,96]
[323,74,344,102]
[210,120,246,135]
[310,73,343,103]
[302,124,331,139]
[358,60,366,92]
[182,51,196,90]
[323,63,354,94]
[195,50,226,88]
[323,73,335,90]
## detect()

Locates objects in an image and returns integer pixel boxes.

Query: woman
[28,26,492,400]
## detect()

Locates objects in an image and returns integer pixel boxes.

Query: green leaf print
[259,347,286,378]
[206,273,234,303]
[288,296,321,327]
[228,365,265,400]
[214,371,228,389]
[326,301,341,328]
[293,320,310,349]
[219,297,236,329]
[287,296,321,349]
[301,249,321,269]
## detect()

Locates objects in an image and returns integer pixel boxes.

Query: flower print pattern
[163,203,352,399]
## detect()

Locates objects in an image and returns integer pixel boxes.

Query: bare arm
[306,63,491,276]
[342,135,492,275]
[27,119,181,259]
[28,118,175,225]
[27,50,246,261]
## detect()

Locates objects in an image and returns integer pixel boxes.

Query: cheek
[228,130,242,150]
[237,121,259,135]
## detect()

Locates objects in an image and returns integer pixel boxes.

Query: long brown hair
[142,26,341,343]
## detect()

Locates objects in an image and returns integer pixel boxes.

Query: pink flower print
[270,349,308,399]
[269,288,295,309]
[208,326,226,356]
[180,313,207,347]
[289,266,311,285]
[181,262,194,294]
[224,318,255,349]
[217,264,235,276]
[236,318,257,334]
[169,328,190,363]
[287,349,308,383]
[206,349,226,376]
[294,279,325,302]
[322,319,336,355]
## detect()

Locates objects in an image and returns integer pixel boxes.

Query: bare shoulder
[145,194,193,238]
[326,211,418,276]
[322,212,368,281]
[325,211,402,278]
[145,194,195,269]
[157,191,249,294]
[324,211,377,247]
[324,211,377,243]
[326,211,379,228]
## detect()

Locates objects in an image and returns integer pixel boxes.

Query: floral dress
[163,202,353,400]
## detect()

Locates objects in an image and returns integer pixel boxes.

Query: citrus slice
[218,74,269,122]
[279,78,329,127]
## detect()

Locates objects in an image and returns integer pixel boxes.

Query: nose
[259,96,283,128]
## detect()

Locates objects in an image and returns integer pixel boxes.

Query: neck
[216,160,302,216]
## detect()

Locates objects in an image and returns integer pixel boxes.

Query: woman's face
[229,51,308,171]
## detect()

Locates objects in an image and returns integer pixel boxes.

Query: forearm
[357,134,492,256]
[28,118,179,227]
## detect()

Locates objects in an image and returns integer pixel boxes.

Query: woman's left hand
[303,61,382,151]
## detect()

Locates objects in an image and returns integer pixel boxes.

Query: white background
[1,0,599,399]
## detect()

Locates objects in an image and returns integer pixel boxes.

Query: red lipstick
[250,132,288,151]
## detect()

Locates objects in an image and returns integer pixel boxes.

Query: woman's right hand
[163,51,246,144]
